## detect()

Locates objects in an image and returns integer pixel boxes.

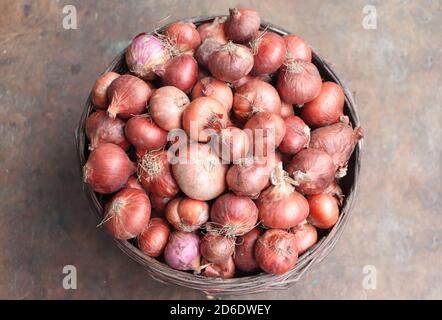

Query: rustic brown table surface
[0,0,441,299]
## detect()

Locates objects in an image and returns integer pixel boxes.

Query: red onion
[171,143,228,201]
[307,193,339,229]
[224,7,261,43]
[279,115,310,155]
[250,31,286,75]
[255,229,298,275]
[103,188,151,240]
[85,110,130,151]
[83,143,136,194]
[107,75,152,119]
[125,33,170,80]
[182,97,228,142]
[200,232,235,263]
[234,228,262,273]
[277,60,322,105]
[256,163,309,228]
[202,257,235,279]
[165,197,209,232]
[244,112,286,157]
[124,175,144,191]
[149,86,190,131]
[301,81,345,128]
[197,17,228,44]
[309,119,364,171]
[155,54,198,93]
[138,150,179,197]
[195,38,222,67]
[125,116,167,153]
[164,22,201,54]
[150,193,172,214]
[287,148,335,195]
[191,77,233,112]
[231,74,272,89]
[290,223,317,255]
[208,42,254,82]
[280,101,294,119]
[164,231,201,272]
[210,193,258,236]
[233,79,282,122]
[283,34,312,62]
[91,72,120,109]
[137,217,170,257]
[211,127,249,163]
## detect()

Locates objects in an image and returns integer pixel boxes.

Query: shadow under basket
[75,16,362,297]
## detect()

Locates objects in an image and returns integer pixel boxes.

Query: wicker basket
[75,16,362,297]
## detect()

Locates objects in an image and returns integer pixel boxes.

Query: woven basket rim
[75,15,362,296]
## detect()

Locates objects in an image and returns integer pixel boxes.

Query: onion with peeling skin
[191,77,233,112]
[200,232,235,263]
[202,257,235,279]
[287,148,335,195]
[165,197,209,232]
[195,38,222,68]
[91,72,120,109]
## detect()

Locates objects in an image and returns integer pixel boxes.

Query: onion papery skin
[155,54,198,93]
[250,31,286,75]
[125,116,168,152]
[234,227,262,273]
[280,101,294,119]
[307,193,340,229]
[91,72,120,109]
[224,7,261,43]
[197,18,228,44]
[283,34,312,62]
[165,197,209,232]
[137,217,170,257]
[202,257,235,279]
[164,22,202,55]
[200,232,235,263]
[192,77,233,113]
[290,223,318,255]
[83,143,136,194]
[104,188,151,240]
[279,115,310,155]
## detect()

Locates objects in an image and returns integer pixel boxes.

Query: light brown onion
[286,148,335,195]
[125,116,168,153]
[233,79,282,122]
[149,86,190,131]
[200,232,235,263]
[85,110,130,151]
[211,127,249,163]
[103,188,151,240]
[307,193,339,229]
[83,143,136,194]
[224,7,261,43]
[210,193,258,236]
[277,60,322,105]
[255,229,298,275]
[137,217,170,257]
[91,72,120,109]
[234,228,262,273]
[283,34,312,62]
[182,97,228,142]
[279,115,310,155]
[107,75,152,119]
[171,143,228,201]
[191,77,233,112]
[250,31,286,75]
[165,197,209,232]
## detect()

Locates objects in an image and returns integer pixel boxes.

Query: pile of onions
[91,72,120,109]
[165,197,209,232]
[256,163,309,229]
[211,127,249,163]
[208,42,254,82]
[164,231,201,272]
[309,119,364,170]
[182,97,228,142]
[200,232,235,263]
[210,193,258,236]
[224,7,260,43]
[138,218,170,257]
[83,9,363,279]
[233,79,281,122]
[283,35,312,62]
[277,60,322,105]
[255,229,298,275]
[279,115,310,155]
[307,193,340,229]
[125,33,170,80]
[234,228,262,273]
[83,143,136,194]
[250,31,286,75]
[138,150,179,197]
[286,148,335,195]
[164,22,201,54]
[172,143,228,201]
[301,81,345,128]
[103,188,151,240]
[125,116,167,152]
[191,77,233,112]
[244,112,286,157]
[149,86,190,131]
[107,74,153,119]
[85,111,130,151]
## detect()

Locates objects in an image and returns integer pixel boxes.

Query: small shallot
[224,7,261,43]
[202,257,235,279]
[91,72,120,109]
[197,18,228,44]
[290,223,317,254]
[164,22,201,54]
[191,77,233,112]
[200,232,235,263]
[307,193,339,229]
[155,54,198,93]
[234,227,262,273]
[211,127,249,163]
[164,231,201,272]
[137,217,170,257]
[279,115,310,155]
[250,31,286,75]
[165,197,209,232]
[125,116,168,152]
[283,34,312,62]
